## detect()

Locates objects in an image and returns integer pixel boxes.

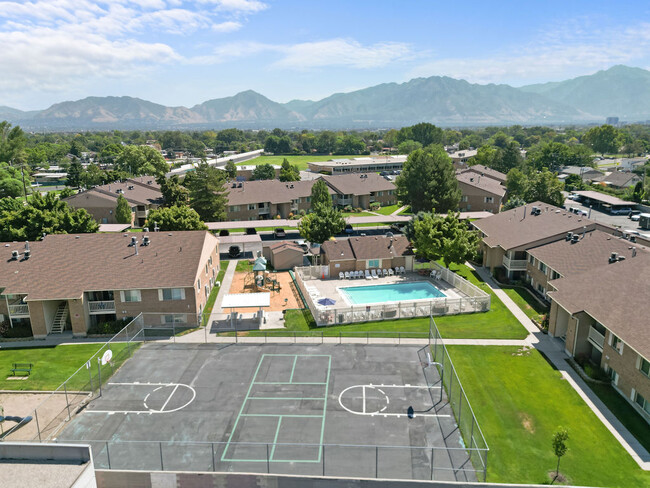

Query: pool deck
[304,272,466,310]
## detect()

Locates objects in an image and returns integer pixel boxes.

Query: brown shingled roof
[322,173,396,196]
[548,253,650,359]
[63,177,163,207]
[456,172,506,197]
[527,230,648,278]
[0,231,218,300]
[473,202,596,251]
[321,235,411,261]
[459,165,507,183]
[227,180,334,206]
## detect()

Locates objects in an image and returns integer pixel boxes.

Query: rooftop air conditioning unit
[571,234,579,243]
[128,185,134,190]
[23,249,30,259]
[11,250,19,260]
[142,236,150,246]
[566,232,573,241]
[609,252,618,263]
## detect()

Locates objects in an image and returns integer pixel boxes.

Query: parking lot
[563,197,643,230]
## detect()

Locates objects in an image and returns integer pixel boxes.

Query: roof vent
[232,183,237,188]
[147,180,152,184]
[11,250,19,260]
[609,251,619,263]
[128,185,134,190]
[531,206,541,216]
[130,236,137,246]
[238,182,243,188]
[23,249,30,259]
[143,227,149,233]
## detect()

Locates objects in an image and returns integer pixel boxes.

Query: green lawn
[448,346,650,487]
[238,261,527,340]
[0,343,131,391]
[342,211,376,217]
[223,226,282,233]
[374,204,401,215]
[502,286,548,323]
[235,259,254,272]
[398,206,413,215]
[589,382,650,453]
[236,154,364,171]
[201,261,227,326]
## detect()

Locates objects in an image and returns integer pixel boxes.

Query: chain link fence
[429,316,489,481]
[15,315,145,442]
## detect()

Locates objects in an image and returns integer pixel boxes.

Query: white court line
[159,384,180,412]
[86,382,196,415]
[338,384,449,418]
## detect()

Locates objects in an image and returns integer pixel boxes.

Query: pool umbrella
[318,297,336,306]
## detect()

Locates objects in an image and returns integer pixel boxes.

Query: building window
[539,262,547,273]
[120,290,141,302]
[197,279,201,291]
[461,195,468,202]
[635,392,650,415]
[640,357,650,377]
[367,259,381,268]
[159,288,185,301]
[528,255,535,265]
[550,270,561,280]
[484,196,494,203]
[161,314,187,324]
[306,197,311,202]
[609,367,619,385]
[611,334,624,354]
[229,205,240,212]
[248,204,256,210]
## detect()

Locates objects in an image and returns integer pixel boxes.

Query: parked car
[610,207,632,215]
[628,210,641,218]
[274,228,286,238]
[294,239,309,253]
[390,222,406,233]
[245,228,257,235]
[631,214,641,222]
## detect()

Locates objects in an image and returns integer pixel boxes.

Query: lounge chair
[382,269,388,276]
[365,270,372,280]
[371,269,378,279]
[388,268,394,276]
[353,270,360,279]
[399,266,405,274]
[340,272,345,280]
[429,269,436,277]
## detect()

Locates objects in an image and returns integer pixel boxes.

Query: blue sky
[1,0,650,110]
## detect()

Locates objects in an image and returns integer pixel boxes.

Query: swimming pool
[339,281,446,305]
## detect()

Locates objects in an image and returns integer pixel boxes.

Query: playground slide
[0,415,33,439]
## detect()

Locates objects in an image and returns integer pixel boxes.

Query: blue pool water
[339,281,446,305]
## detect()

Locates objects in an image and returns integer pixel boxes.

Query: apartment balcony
[588,326,605,351]
[88,300,116,314]
[8,304,29,317]
[502,255,528,271]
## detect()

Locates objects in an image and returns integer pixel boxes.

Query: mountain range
[2,65,650,130]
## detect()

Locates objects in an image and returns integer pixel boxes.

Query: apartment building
[63,177,163,227]
[0,231,219,338]
[320,235,414,277]
[225,173,396,221]
[458,164,507,185]
[526,229,647,298]
[472,202,598,279]
[547,254,650,420]
[322,173,397,209]
[456,171,506,214]
[307,156,407,174]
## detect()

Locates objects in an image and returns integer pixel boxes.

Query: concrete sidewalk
[472,265,650,470]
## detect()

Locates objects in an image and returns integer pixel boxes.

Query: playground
[57,342,480,482]
[0,392,68,441]
[228,257,302,313]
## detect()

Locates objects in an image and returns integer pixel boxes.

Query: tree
[0,177,23,198]
[310,179,332,211]
[158,175,189,207]
[505,168,528,200]
[279,158,300,182]
[298,206,345,244]
[502,197,527,211]
[186,162,229,221]
[316,131,337,154]
[67,161,84,188]
[115,194,132,224]
[335,134,366,154]
[526,168,564,207]
[395,147,461,213]
[397,140,422,154]
[114,145,168,176]
[630,180,646,203]
[0,121,26,164]
[551,428,569,484]
[0,192,98,241]
[583,125,620,156]
[145,205,207,231]
[224,160,237,180]
[527,142,592,172]
[251,163,276,180]
[408,212,480,267]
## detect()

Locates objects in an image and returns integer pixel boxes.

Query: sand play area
[227,271,302,314]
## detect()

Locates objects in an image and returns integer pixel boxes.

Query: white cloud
[212,20,243,33]
[408,20,650,85]
[200,38,412,69]
[197,0,268,13]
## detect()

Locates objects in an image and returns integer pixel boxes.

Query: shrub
[219,229,229,236]
[87,319,131,335]
[0,321,33,338]
[299,209,306,216]
[228,245,241,258]
[370,202,380,211]
[354,207,363,213]
[344,205,353,212]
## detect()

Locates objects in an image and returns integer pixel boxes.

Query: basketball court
[58,343,477,482]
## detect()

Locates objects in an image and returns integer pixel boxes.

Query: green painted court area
[222,354,331,463]
[237,155,363,171]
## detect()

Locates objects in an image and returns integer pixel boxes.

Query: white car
[631,214,641,222]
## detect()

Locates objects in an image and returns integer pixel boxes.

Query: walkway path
[213,260,238,314]
[472,265,650,470]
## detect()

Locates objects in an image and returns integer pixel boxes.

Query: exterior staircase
[50,302,69,334]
